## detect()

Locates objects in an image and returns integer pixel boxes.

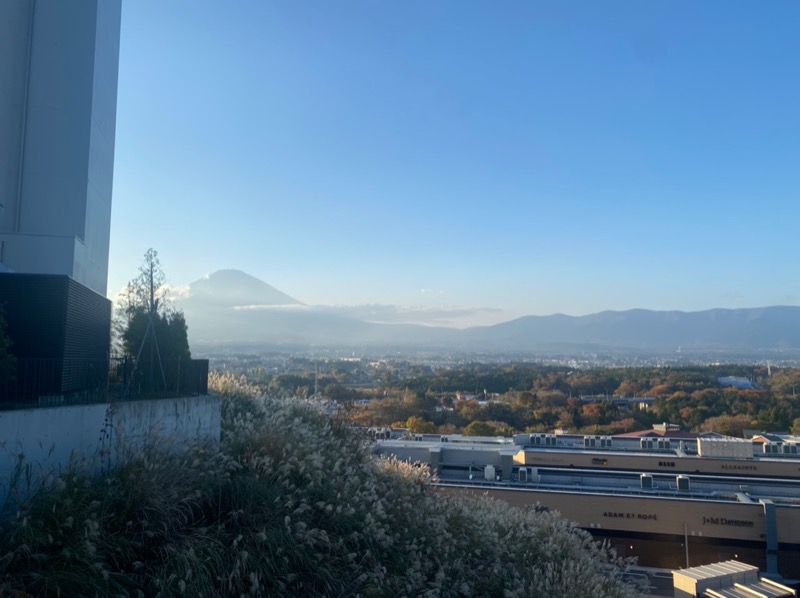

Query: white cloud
[311,304,507,328]
[233,304,310,311]
[418,288,445,296]
[166,284,192,300]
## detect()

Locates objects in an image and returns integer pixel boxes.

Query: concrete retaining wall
[0,395,221,498]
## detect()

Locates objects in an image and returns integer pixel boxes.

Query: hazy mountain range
[174,270,800,355]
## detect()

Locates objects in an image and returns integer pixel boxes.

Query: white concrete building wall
[0,232,78,277]
[0,1,33,231]
[0,0,121,296]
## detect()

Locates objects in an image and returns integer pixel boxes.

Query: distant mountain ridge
[175,270,800,354]
[464,306,800,352]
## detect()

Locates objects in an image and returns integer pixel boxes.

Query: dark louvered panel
[62,278,111,391]
[0,274,110,399]
[0,274,68,360]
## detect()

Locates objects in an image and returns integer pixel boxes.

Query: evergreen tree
[120,249,191,392]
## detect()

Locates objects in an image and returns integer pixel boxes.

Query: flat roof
[699,437,753,444]
[706,581,795,597]
[381,439,522,449]
[614,429,701,439]
[520,446,688,459]
[674,560,758,581]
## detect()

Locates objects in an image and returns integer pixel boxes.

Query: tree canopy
[118,249,191,393]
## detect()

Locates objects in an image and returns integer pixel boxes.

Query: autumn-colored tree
[463,421,498,436]
[615,380,640,397]
[696,414,754,437]
[456,399,482,422]
[437,423,458,435]
[406,416,437,434]
[648,384,672,397]
[581,403,604,425]
[606,417,637,434]
[538,390,569,408]
[769,369,800,398]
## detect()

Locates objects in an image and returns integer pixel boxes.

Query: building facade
[376,431,800,580]
[0,0,121,297]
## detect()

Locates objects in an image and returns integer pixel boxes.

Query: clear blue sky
[109,1,800,326]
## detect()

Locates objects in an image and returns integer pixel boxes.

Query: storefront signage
[702,516,754,527]
[603,512,657,521]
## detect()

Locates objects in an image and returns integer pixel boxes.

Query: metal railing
[0,355,209,409]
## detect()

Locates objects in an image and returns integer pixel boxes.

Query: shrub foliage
[0,374,636,597]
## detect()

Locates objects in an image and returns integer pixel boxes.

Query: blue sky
[109,1,800,326]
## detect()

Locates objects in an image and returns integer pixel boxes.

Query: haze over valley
[174,270,800,358]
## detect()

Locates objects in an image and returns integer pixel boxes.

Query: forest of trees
[249,362,800,438]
